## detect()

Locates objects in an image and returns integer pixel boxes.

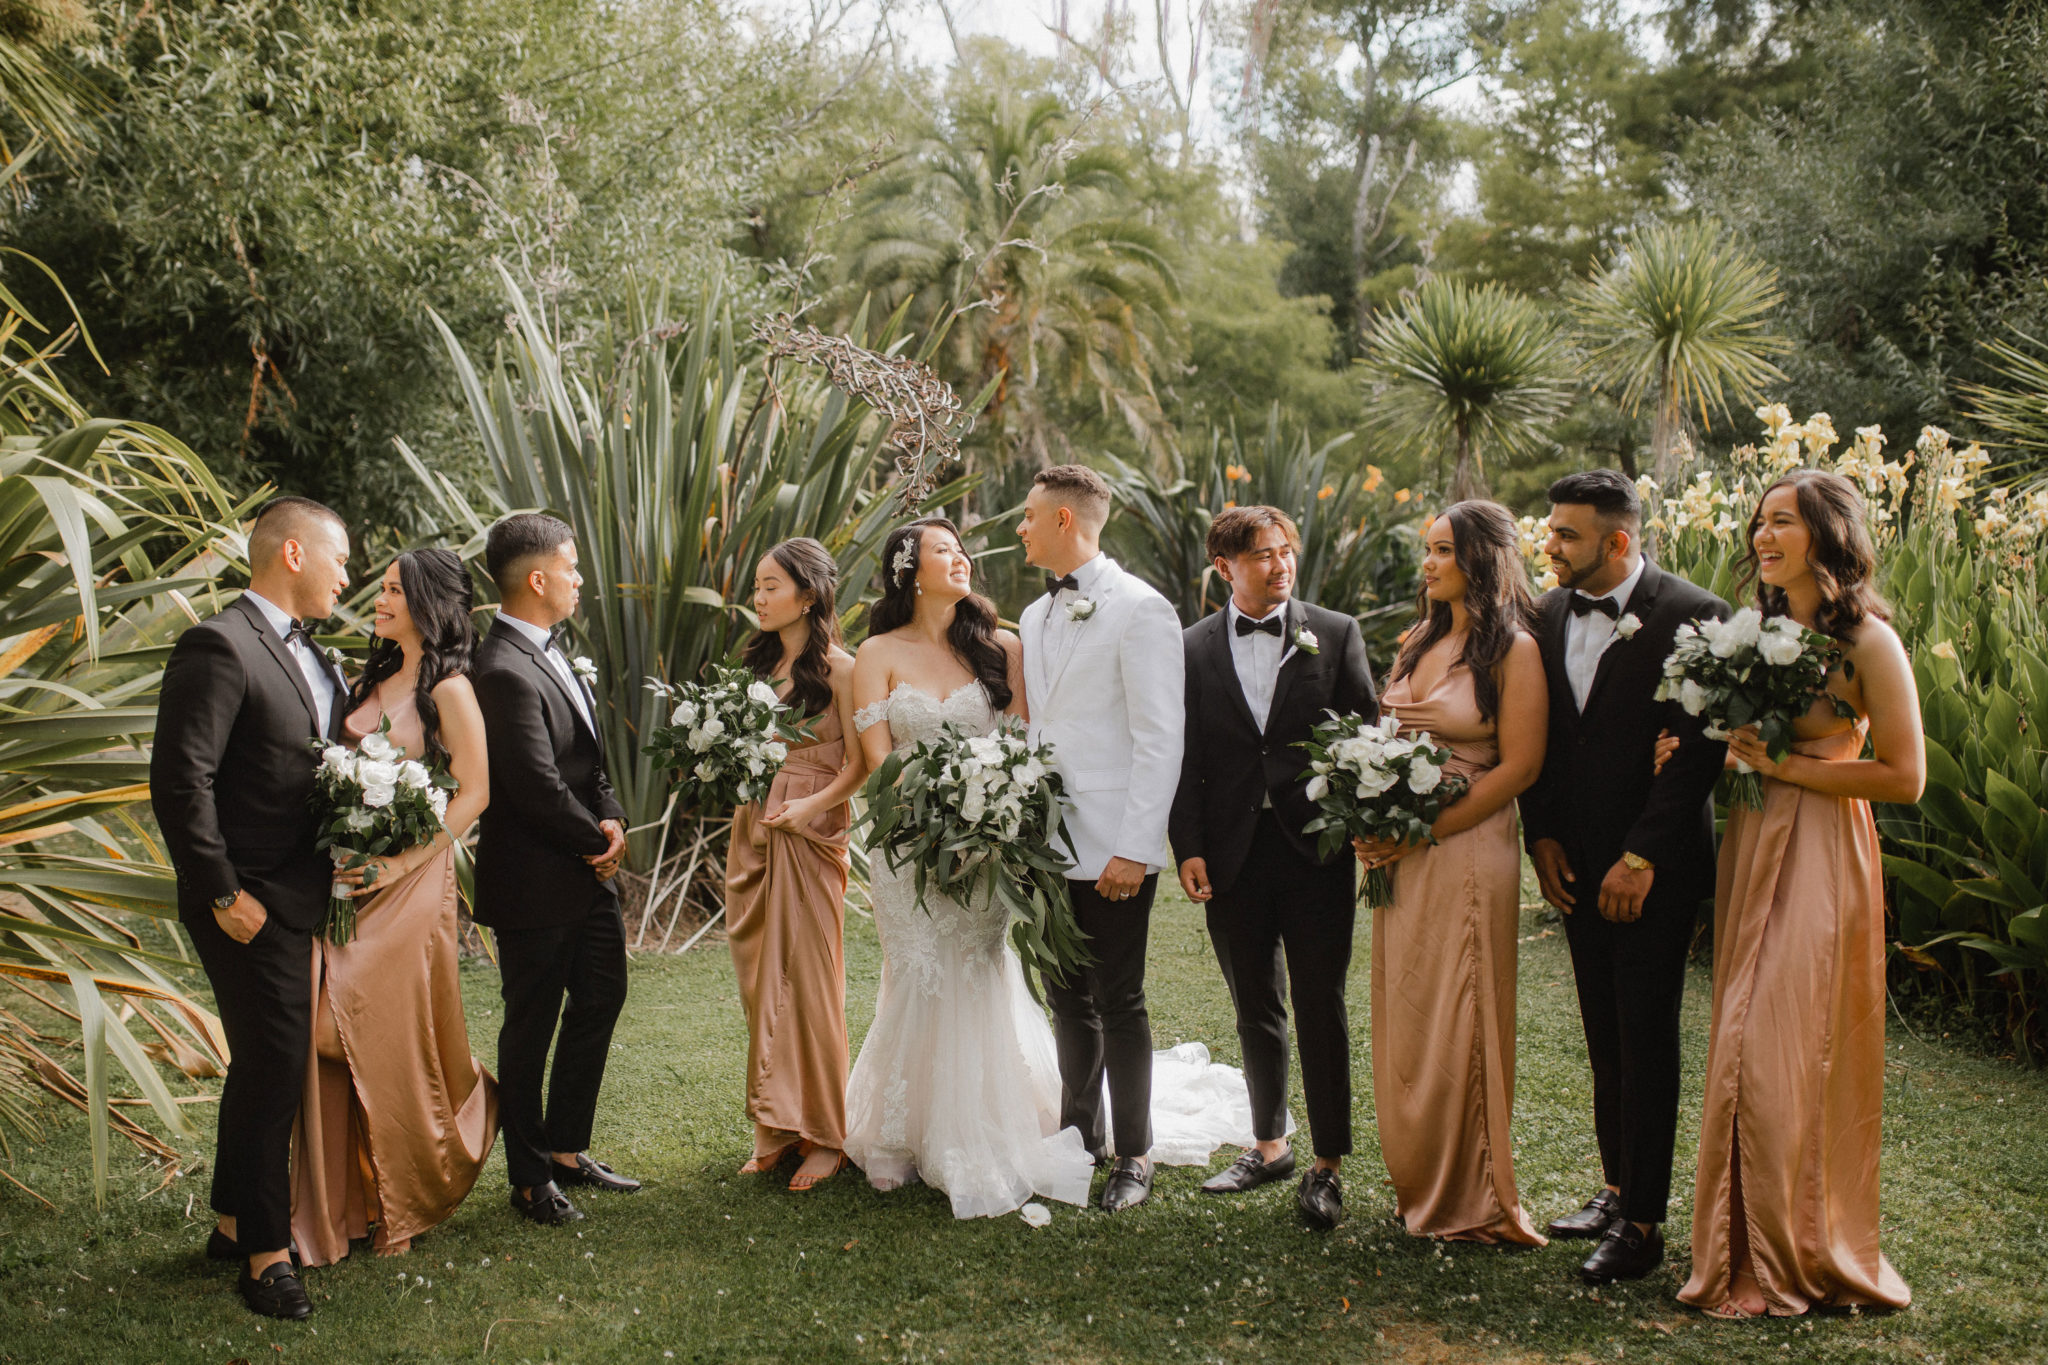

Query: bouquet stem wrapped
[858,718,1090,998]
[308,717,456,945]
[1298,712,1470,908]
[1655,607,1850,809]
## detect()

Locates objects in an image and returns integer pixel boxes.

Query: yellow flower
[1317,484,1336,501]
[1362,464,1385,493]
[1394,487,1411,503]
[1931,641,1958,660]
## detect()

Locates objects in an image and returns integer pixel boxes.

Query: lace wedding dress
[843,682,1096,1218]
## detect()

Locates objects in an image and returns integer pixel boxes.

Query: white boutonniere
[1066,597,1097,622]
[1614,613,1642,640]
[1293,626,1319,655]
[322,645,346,668]
[572,655,597,685]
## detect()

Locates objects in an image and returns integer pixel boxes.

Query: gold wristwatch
[1621,852,1654,872]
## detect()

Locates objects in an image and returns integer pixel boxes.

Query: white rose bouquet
[642,664,800,811]
[1298,712,1471,908]
[858,718,1090,996]
[1654,607,1846,809]
[307,716,455,944]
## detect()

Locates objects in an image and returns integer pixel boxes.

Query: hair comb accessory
[891,536,918,587]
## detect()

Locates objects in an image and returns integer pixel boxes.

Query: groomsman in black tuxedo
[1169,506,1378,1230]
[152,496,352,1319]
[473,514,641,1226]
[1520,470,1729,1284]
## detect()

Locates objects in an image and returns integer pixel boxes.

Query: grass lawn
[1,887,2045,1364]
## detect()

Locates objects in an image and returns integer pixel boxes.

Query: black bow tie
[283,619,318,648]
[1570,594,1621,620]
[1236,614,1285,638]
[546,625,570,652]
[1045,573,1080,596]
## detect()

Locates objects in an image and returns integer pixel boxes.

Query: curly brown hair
[1737,468,1891,639]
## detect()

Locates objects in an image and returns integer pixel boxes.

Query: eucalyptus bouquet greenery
[1300,712,1470,908]
[858,719,1091,995]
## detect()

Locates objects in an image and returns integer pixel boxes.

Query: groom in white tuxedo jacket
[1017,464,1185,1214]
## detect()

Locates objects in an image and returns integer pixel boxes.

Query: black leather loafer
[1297,1167,1343,1229]
[1581,1220,1664,1284]
[1099,1156,1153,1213]
[510,1180,586,1226]
[237,1260,312,1320]
[1201,1148,1296,1194]
[554,1153,642,1193]
[1548,1187,1624,1240]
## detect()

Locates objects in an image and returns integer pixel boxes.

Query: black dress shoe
[1099,1156,1153,1212]
[1580,1220,1664,1285]
[237,1260,312,1320]
[509,1180,586,1226]
[554,1153,642,1193]
[1201,1148,1296,1194]
[1548,1188,1624,1240]
[1296,1167,1343,1229]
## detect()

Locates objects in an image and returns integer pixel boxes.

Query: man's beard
[1552,544,1611,592]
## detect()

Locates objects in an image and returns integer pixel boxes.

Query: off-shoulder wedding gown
[843,681,1271,1220]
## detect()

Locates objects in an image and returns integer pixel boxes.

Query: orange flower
[1362,464,1384,493]
[1317,484,1336,500]
[1223,499,1237,509]
[1393,487,1411,503]
[1225,463,1251,483]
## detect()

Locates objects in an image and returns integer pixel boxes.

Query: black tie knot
[1570,594,1621,620]
[1235,613,1285,638]
[547,625,569,652]
[1045,573,1080,596]
[283,619,317,648]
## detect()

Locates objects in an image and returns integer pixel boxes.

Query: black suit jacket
[471,618,628,931]
[150,594,348,933]
[1519,560,1730,894]
[1169,600,1380,897]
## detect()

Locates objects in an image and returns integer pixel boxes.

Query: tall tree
[1360,275,1573,498]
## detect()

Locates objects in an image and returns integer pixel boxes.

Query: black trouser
[1045,875,1156,1159]
[187,908,313,1254]
[1206,811,1357,1159]
[495,896,629,1190]
[1560,883,1698,1224]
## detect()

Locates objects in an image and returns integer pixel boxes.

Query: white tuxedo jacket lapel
[1043,563,1118,700]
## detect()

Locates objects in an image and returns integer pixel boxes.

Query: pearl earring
[915,583,924,596]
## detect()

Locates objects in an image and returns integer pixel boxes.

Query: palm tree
[837,87,1184,469]
[1571,219,1789,484]
[0,0,101,158]
[1360,277,1574,500]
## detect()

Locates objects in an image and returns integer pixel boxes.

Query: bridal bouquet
[307,717,455,944]
[1655,608,1846,809]
[643,665,798,811]
[858,718,1091,995]
[1299,712,1471,908]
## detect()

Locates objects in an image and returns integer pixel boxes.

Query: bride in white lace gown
[844,520,1094,1218]
[844,518,1274,1220]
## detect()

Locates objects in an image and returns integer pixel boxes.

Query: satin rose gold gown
[1679,716,1911,1313]
[1373,660,1546,1245]
[724,703,852,1154]
[290,693,498,1265]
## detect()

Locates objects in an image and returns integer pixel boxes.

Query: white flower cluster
[1656,608,1841,807]
[1305,714,1442,804]
[1300,711,1468,907]
[931,729,1047,843]
[315,727,449,824]
[307,717,457,942]
[644,665,794,809]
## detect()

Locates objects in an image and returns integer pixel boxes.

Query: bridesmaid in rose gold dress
[292,548,497,1265]
[723,539,866,1192]
[1355,502,1549,1245]
[1673,470,1922,1319]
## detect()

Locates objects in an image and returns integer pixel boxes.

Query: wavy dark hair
[741,538,841,717]
[1391,500,1539,723]
[867,518,1012,711]
[1737,468,1890,639]
[348,548,477,764]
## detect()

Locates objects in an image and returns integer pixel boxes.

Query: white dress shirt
[497,611,596,735]
[1225,599,1289,733]
[243,589,339,738]
[1563,557,1646,711]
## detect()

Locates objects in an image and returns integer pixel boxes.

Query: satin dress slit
[1678,720,1910,1314]
[290,693,498,1265]
[1372,661,1545,1245]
